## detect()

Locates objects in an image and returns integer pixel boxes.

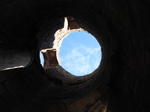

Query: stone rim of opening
[40,17,102,78]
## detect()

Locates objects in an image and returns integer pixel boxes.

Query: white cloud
[60,44,101,76]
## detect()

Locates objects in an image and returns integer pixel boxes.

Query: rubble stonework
[0,0,150,112]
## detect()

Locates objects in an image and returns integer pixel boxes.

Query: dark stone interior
[0,0,150,112]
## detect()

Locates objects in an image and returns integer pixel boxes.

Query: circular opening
[59,31,101,76]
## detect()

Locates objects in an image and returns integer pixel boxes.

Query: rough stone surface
[0,0,150,112]
[41,49,59,69]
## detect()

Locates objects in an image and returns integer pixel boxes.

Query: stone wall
[0,0,150,112]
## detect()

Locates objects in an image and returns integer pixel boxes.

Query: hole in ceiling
[39,17,102,76]
[59,31,101,76]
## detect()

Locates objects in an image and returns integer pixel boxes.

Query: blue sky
[59,31,101,76]
[40,31,101,76]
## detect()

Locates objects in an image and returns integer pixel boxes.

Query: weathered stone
[0,0,150,112]
[41,49,59,69]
